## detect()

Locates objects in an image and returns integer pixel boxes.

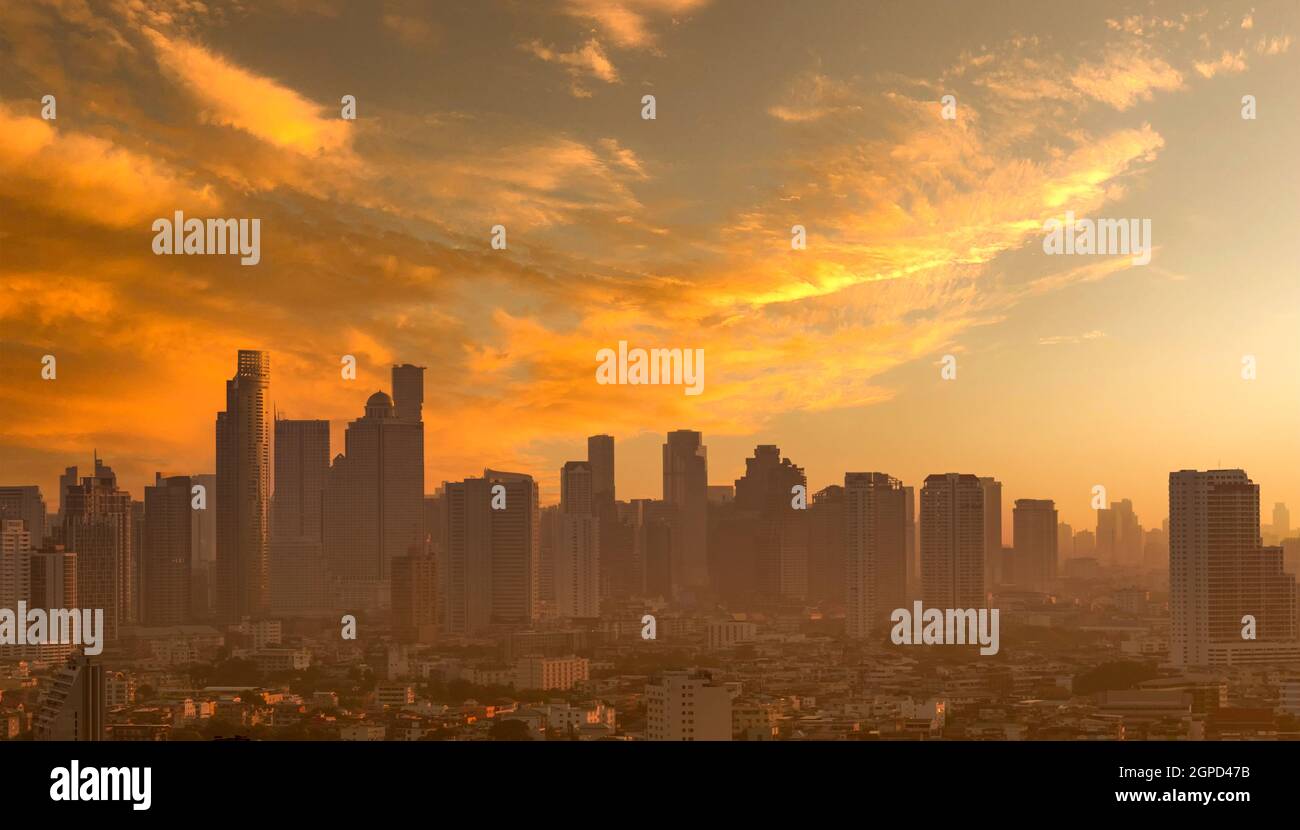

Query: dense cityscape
[1,349,1298,741]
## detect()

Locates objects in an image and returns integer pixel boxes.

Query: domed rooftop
[366,391,393,408]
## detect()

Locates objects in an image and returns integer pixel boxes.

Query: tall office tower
[0,486,46,547]
[57,466,78,527]
[442,470,540,633]
[323,375,423,609]
[1073,528,1097,558]
[645,670,732,741]
[1012,499,1058,590]
[844,473,908,637]
[391,363,425,423]
[271,418,330,615]
[1097,499,1143,566]
[34,654,105,741]
[189,473,217,620]
[1143,526,1169,571]
[1170,469,1300,667]
[62,456,133,641]
[1057,522,1074,560]
[29,546,77,662]
[391,553,437,643]
[630,499,675,598]
[0,520,31,660]
[734,445,808,600]
[558,461,601,618]
[142,474,192,625]
[587,435,615,511]
[920,474,985,609]
[662,430,709,594]
[130,499,144,623]
[808,485,845,604]
[1274,503,1291,538]
[978,477,1001,591]
[903,485,916,600]
[272,419,329,541]
[539,504,561,611]
[216,350,271,622]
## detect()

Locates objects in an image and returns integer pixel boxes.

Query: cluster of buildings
[3,349,1300,740]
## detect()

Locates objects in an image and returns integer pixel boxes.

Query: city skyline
[2,1,1299,533]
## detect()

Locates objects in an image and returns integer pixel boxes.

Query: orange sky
[2,0,1298,534]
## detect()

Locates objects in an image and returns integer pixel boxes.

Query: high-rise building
[190,473,216,620]
[391,553,436,643]
[979,477,1001,591]
[441,470,539,633]
[29,546,77,662]
[216,350,271,622]
[645,670,732,741]
[34,654,105,741]
[1273,502,1291,539]
[62,456,133,641]
[391,363,425,424]
[57,467,78,528]
[1097,498,1143,567]
[1012,499,1058,590]
[630,499,675,598]
[142,474,192,625]
[1170,469,1299,667]
[920,474,985,609]
[557,462,600,618]
[1057,522,1074,560]
[323,368,423,609]
[734,445,808,601]
[587,435,615,511]
[808,485,845,604]
[271,418,330,615]
[0,519,31,660]
[903,485,916,600]
[1073,528,1097,558]
[0,486,46,547]
[662,430,709,594]
[844,473,907,637]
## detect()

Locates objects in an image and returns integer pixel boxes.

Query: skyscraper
[62,456,133,641]
[29,546,77,662]
[1012,499,1058,590]
[807,485,845,604]
[1097,498,1142,567]
[558,461,600,618]
[0,519,31,660]
[1273,503,1291,538]
[844,473,907,637]
[34,654,105,741]
[216,350,271,622]
[920,474,985,609]
[0,486,46,547]
[442,470,539,632]
[1169,469,1299,667]
[662,430,708,594]
[587,434,615,511]
[142,474,192,625]
[979,477,1001,591]
[271,418,330,614]
[391,552,436,643]
[734,445,808,601]
[189,472,216,620]
[391,363,426,424]
[323,367,423,609]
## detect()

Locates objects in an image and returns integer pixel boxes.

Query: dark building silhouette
[142,473,192,625]
[62,456,133,641]
[216,350,271,622]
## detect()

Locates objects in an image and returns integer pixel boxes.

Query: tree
[489,719,532,741]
